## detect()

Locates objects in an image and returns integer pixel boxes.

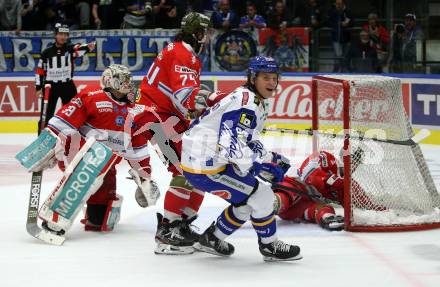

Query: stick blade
[27,223,65,246]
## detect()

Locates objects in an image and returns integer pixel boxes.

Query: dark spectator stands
[0,0,437,74]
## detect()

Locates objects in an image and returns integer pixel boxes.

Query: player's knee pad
[247,182,275,219]
[38,138,118,234]
[83,194,123,232]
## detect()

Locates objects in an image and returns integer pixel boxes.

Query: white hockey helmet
[100,64,134,96]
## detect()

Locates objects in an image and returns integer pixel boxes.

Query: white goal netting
[313,75,440,231]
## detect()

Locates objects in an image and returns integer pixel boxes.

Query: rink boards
[0,73,439,144]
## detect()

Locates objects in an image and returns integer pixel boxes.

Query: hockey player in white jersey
[181,56,302,262]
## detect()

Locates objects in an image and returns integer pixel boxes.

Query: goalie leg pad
[83,194,123,232]
[38,138,118,233]
[15,128,62,172]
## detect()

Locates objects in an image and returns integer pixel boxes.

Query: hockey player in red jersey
[37,64,159,235]
[273,149,384,230]
[273,151,345,231]
[135,12,212,254]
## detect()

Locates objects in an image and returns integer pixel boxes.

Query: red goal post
[311,75,440,232]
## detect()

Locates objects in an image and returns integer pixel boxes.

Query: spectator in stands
[0,0,22,34]
[327,0,353,72]
[153,0,178,29]
[389,23,405,73]
[298,0,322,29]
[92,0,124,29]
[75,1,91,29]
[253,0,274,18]
[346,30,378,73]
[121,1,153,28]
[176,0,204,23]
[362,12,389,71]
[21,0,46,31]
[211,0,238,30]
[403,13,423,72]
[267,0,293,30]
[239,2,266,32]
[53,0,78,29]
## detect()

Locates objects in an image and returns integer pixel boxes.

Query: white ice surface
[1,134,440,287]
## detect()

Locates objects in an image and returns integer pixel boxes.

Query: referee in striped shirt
[35,23,96,126]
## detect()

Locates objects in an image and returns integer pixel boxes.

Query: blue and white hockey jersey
[181,86,271,174]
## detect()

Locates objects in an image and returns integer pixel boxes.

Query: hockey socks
[182,188,204,219]
[251,212,277,244]
[163,175,192,222]
[213,206,246,239]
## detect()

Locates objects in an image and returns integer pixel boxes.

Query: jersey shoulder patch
[238,110,256,129]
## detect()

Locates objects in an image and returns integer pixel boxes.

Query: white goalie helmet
[100,64,134,96]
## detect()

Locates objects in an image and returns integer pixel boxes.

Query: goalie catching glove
[128,169,160,207]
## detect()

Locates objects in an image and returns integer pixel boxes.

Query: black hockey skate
[194,222,234,257]
[154,213,194,255]
[258,239,302,262]
[180,215,201,244]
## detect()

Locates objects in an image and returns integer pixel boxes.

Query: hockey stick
[262,127,431,146]
[272,180,340,206]
[25,85,64,244]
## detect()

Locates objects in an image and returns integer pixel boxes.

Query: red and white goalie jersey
[139,41,201,119]
[297,151,344,203]
[47,86,151,175]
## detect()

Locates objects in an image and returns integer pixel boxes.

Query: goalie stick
[272,180,340,206]
[25,85,65,245]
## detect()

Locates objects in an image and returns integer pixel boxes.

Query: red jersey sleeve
[47,91,89,135]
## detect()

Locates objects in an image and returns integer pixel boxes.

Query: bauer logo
[412,84,440,126]
[51,142,113,219]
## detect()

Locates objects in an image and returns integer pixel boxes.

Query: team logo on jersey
[212,190,232,200]
[214,30,257,72]
[238,112,254,128]
[175,65,198,77]
[96,101,113,109]
[115,116,125,126]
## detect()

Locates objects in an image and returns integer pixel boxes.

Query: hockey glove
[252,162,284,183]
[128,169,160,207]
[271,152,291,174]
[319,215,344,231]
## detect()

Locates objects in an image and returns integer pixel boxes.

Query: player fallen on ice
[16,64,159,241]
[274,151,345,231]
[180,56,302,262]
[273,150,384,231]
[136,12,214,254]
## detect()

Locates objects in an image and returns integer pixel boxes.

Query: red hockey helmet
[317,151,338,175]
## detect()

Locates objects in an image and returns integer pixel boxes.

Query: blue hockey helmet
[247,56,280,78]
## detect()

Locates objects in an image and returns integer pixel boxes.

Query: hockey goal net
[312,75,440,231]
